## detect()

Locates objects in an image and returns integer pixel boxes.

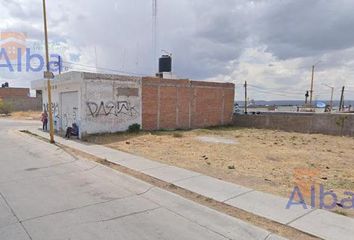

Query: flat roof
[31,71,234,90]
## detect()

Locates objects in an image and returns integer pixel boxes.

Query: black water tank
[159,55,172,73]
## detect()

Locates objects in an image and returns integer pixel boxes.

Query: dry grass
[86,127,354,217]
[4,111,41,120]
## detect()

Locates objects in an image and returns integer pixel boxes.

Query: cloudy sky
[1,0,354,101]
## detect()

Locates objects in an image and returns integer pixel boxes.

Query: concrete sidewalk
[1,119,288,240]
[29,128,354,240]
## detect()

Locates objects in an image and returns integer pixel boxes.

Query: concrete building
[0,87,42,111]
[31,71,234,138]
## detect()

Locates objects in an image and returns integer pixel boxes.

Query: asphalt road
[0,119,280,240]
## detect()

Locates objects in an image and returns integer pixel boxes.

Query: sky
[1,0,354,101]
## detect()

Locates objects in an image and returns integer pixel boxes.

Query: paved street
[0,119,284,240]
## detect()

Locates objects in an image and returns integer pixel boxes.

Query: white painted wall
[32,72,82,133]
[32,72,142,138]
[80,76,142,136]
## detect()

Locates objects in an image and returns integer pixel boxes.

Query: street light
[322,83,334,112]
[42,0,55,143]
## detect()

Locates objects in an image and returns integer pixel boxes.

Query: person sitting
[65,123,79,139]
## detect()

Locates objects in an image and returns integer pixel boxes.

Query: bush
[0,99,12,115]
[128,123,141,133]
[173,133,183,138]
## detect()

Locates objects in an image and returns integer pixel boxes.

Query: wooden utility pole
[42,0,55,143]
[244,81,248,114]
[309,65,315,106]
[339,86,345,112]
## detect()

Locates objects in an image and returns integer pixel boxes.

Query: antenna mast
[152,0,157,72]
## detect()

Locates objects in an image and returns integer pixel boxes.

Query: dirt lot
[86,127,354,217]
[1,111,41,120]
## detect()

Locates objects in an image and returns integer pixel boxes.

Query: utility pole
[42,0,55,143]
[58,55,61,75]
[339,86,345,112]
[244,81,248,114]
[94,46,98,71]
[322,84,334,112]
[330,87,334,112]
[309,65,315,106]
[305,91,309,104]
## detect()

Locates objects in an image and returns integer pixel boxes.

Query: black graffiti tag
[43,103,59,118]
[86,101,138,118]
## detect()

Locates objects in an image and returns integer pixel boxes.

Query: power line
[1,60,149,76]
[247,84,306,95]
[249,86,304,94]
[246,88,303,98]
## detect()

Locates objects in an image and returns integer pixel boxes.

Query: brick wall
[0,88,42,111]
[3,97,42,111]
[142,77,235,130]
[0,88,29,98]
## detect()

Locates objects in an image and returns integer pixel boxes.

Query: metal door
[60,91,79,131]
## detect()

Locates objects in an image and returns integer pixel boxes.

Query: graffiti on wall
[43,102,60,128]
[86,101,138,119]
[43,102,59,117]
[62,107,78,129]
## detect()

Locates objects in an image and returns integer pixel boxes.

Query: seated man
[65,123,79,139]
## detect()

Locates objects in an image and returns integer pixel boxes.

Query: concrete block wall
[32,72,235,137]
[34,72,143,137]
[81,73,142,136]
[233,113,354,137]
[0,88,42,111]
[38,72,83,132]
[3,97,42,112]
[142,77,235,130]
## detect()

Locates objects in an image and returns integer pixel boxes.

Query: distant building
[0,86,42,112]
[31,71,235,138]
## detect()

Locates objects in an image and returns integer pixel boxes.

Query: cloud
[253,0,354,59]
[211,46,354,101]
[1,0,354,100]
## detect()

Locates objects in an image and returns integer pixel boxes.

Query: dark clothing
[65,123,79,139]
[41,112,48,131]
[43,119,48,131]
[65,127,73,138]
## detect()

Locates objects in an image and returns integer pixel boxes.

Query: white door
[60,91,79,131]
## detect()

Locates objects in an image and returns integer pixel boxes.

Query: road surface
[0,119,280,240]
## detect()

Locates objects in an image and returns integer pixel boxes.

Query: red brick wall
[0,88,42,111]
[142,77,234,130]
[0,88,29,98]
[141,85,159,130]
